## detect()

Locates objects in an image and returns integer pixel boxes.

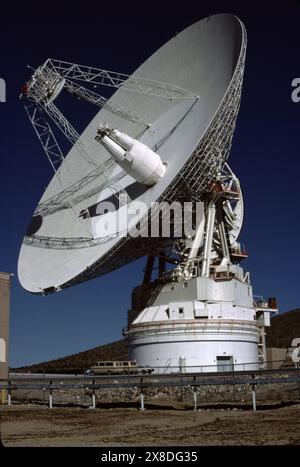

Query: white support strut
[201,204,216,277]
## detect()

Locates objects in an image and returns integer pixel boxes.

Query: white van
[90,360,153,375]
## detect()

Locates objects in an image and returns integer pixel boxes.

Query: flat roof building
[0,272,11,380]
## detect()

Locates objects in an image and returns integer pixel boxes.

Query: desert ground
[1,402,300,446]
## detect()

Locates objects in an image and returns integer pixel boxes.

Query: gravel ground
[1,403,300,447]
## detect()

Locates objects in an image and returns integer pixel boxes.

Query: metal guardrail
[1,367,300,412]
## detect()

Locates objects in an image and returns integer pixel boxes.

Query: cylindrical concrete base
[126,319,259,373]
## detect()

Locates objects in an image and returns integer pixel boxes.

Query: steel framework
[45,58,198,100]
[64,79,150,128]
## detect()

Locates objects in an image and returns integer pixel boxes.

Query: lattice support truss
[24,102,65,172]
[64,79,150,128]
[45,58,198,100]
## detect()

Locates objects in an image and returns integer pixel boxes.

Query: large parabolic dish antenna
[18,14,246,294]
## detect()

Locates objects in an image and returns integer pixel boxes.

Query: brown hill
[266,308,300,348]
[15,340,128,374]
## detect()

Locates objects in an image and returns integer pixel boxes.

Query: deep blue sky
[1,0,300,367]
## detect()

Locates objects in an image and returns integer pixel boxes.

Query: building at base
[0,272,12,380]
